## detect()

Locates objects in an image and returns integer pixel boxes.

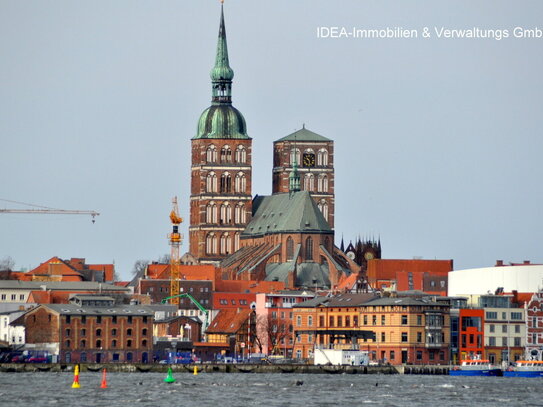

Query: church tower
[189,6,252,264]
[272,126,335,228]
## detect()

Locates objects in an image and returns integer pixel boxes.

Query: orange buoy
[100,368,108,388]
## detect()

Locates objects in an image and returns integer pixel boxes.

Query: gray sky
[1,1,542,280]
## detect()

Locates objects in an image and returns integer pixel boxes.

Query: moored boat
[503,360,543,378]
[449,359,502,376]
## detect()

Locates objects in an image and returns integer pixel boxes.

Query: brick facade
[273,139,335,229]
[189,138,253,263]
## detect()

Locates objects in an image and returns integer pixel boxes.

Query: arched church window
[304,173,315,192]
[206,145,217,163]
[220,203,232,224]
[206,233,217,254]
[305,236,313,261]
[317,149,328,166]
[221,145,232,163]
[206,202,217,223]
[234,232,240,252]
[220,233,232,255]
[290,148,301,166]
[317,199,329,221]
[206,172,217,193]
[220,172,232,193]
[235,145,247,163]
[286,237,294,261]
[234,203,245,224]
[317,174,328,192]
[234,172,246,193]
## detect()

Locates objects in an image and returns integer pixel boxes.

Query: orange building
[21,257,115,282]
[366,259,452,295]
[458,308,484,361]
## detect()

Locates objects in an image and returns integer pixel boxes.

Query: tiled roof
[206,309,251,334]
[275,127,331,142]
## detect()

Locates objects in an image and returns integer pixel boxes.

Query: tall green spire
[210,5,234,104]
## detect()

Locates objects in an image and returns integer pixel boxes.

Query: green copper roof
[193,5,249,140]
[210,6,234,82]
[195,105,249,139]
[242,191,332,238]
[276,126,331,142]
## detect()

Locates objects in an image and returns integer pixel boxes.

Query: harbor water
[0,372,541,407]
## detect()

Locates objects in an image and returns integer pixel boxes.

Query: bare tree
[131,259,149,276]
[254,314,292,355]
[0,256,15,271]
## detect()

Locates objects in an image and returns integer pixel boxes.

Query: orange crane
[0,199,99,222]
[168,197,183,305]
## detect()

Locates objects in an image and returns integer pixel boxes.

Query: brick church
[187,6,358,289]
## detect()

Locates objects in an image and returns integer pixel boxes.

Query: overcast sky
[1,1,542,280]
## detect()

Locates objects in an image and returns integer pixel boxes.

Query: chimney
[496,260,504,267]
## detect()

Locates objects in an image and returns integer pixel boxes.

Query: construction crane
[161,293,210,335]
[0,199,99,222]
[168,197,183,305]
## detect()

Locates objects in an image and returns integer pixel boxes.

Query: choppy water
[0,372,541,407]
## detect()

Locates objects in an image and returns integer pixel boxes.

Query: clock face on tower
[302,153,315,168]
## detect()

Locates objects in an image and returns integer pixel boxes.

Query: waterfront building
[448,260,543,297]
[525,290,543,360]
[254,290,315,357]
[205,308,255,361]
[11,294,153,363]
[457,308,484,361]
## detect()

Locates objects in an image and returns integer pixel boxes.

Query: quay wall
[0,363,449,375]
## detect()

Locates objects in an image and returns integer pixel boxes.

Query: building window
[502,337,508,346]
[353,315,358,326]
[206,172,218,193]
[206,203,218,223]
[97,316,102,324]
[296,316,302,326]
[206,145,217,163]
[65,340,71,348]
[142,339,148,347]
[65,329,71,336]
[390,350,395,360]
[220,203,232,224]
[234,203,246,224]
[329,316,334,327]
[345,316,350,327]
[127,316,133,324]
[502,325,507,333]
[220,145,232,163]
[317,174,328,192]
[206,233,217,254]
[317,149,328,166]
[112,339,117,348]
[417,315,422,325]
[127,329,132,336]
[81,328,86,336]
[511,312,522,320]
[417,332,422,342]
[486,312,497,320]
[489,324,495,333]
[305,237,313,260]
[80,339,86,348]
[372,315,377,325]
[319,316,325,327]
[308,316,313,327]
[235,145,246,163]
[489,337,496,346]
[304,173,315,192]
[514,337,521,347]
[363,315,368,325]
[317,200,329,221]
[80,352,87,362]
[96,339,101,348]
[401,332,408,342]
[381,332,386,342]
[112,316,117,324]
[290,148,301,166]
[381,315,386,325]
[220,232,232,255]
[234,172,247,193]
[401,315,408,325]
[515,325,520,333]
[337,316,343,327]
[127,339,132,348]
[142,328,147,336]
[416,351,423,360]
[220,173,232,193]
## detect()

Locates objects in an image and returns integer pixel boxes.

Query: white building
[448,263,543,297]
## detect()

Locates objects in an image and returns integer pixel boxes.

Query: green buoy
[164,367,176,383]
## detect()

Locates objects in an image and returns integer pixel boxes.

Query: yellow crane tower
[168,197,183,306]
